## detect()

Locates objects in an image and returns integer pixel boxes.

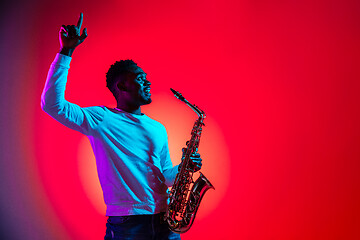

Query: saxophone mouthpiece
[170,88,185,101]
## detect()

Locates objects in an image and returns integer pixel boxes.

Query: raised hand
[59,13,88,56]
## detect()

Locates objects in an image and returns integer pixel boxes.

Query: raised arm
[41,13,103,134]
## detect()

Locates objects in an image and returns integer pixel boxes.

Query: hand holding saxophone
[179,147,202,172]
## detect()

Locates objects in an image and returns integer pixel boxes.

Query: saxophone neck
[170,88,206,118]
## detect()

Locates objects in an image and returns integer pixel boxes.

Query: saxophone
[165,88,215,233]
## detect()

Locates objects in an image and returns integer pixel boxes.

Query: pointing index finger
[77,13,83,29]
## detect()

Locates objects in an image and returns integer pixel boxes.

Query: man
[41,13,202,240]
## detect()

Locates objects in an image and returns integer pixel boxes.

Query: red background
[1,0,360,239]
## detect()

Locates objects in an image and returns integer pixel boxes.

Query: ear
[117,81,126,91]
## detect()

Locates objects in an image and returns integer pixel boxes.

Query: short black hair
[106,59,139,98]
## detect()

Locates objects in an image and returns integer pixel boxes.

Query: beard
[142,96,152,105]
[139,92,152,105]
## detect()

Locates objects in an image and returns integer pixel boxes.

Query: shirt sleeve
[160,130,179,187]
[41,53,104,135]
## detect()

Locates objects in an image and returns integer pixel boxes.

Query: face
[122,66,152,106]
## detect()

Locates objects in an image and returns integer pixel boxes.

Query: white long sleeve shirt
[41,53,178,216]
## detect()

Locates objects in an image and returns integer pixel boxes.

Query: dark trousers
[104,213,181,240]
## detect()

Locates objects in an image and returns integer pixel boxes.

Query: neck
[116,102,142,115]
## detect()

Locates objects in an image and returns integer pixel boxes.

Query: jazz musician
[41,13,202,240]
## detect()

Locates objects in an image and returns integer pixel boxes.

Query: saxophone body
[165,88,215,233]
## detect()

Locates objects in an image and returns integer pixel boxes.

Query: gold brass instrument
[165,88,215,233]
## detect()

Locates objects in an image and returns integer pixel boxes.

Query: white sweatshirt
[41,53,178,216]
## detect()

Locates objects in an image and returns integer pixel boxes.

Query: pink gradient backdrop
[1,0,360,239]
